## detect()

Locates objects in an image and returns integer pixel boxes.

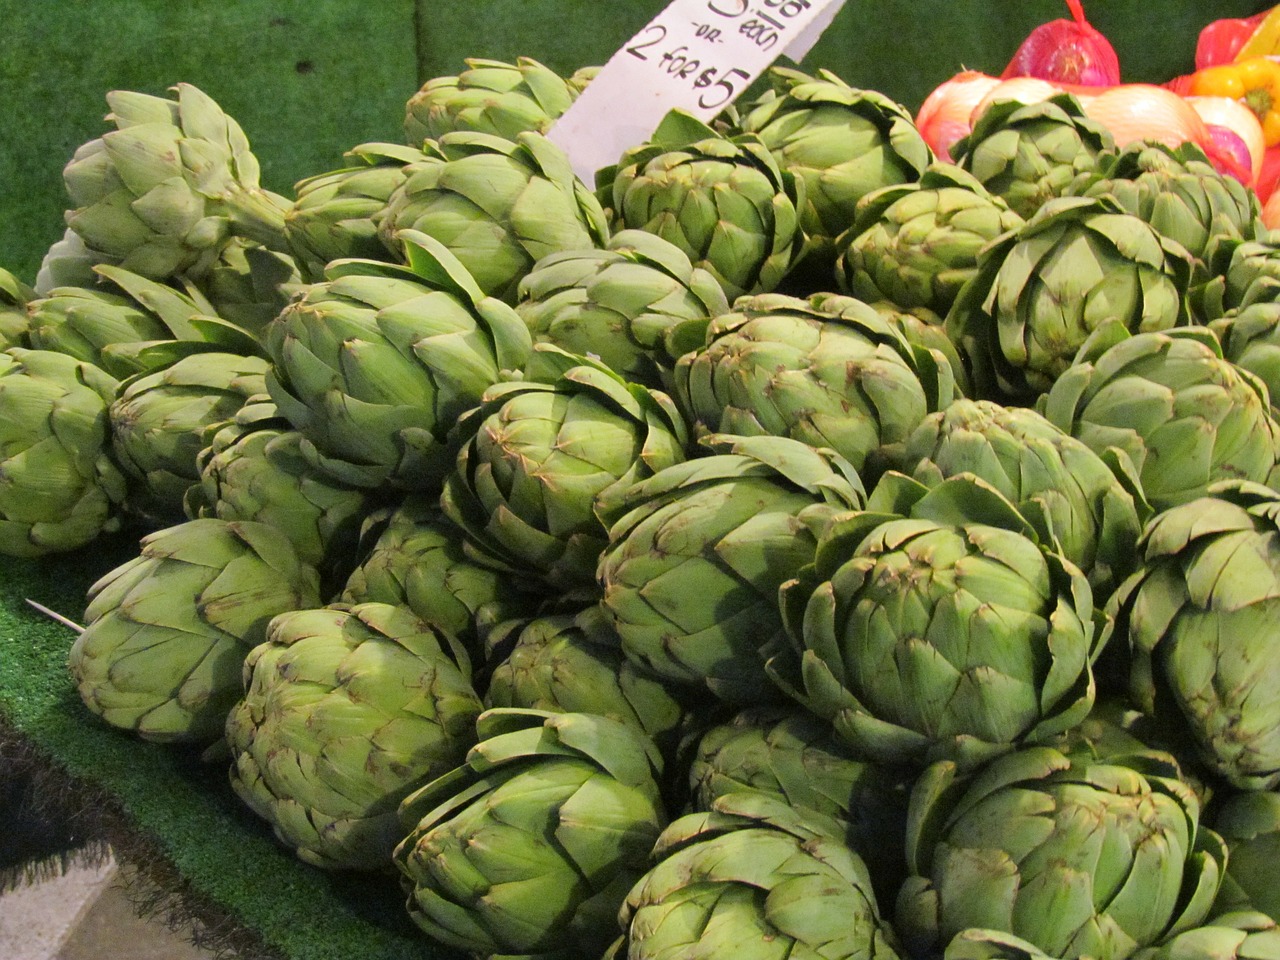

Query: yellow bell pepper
[1189,56,1280,146]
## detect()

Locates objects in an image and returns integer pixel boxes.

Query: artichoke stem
[223,186,292,254]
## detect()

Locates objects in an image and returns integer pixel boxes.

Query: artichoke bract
[600,109,804,302]
[515,229,730,390]
[948,194,1194,403]
[1067,141,1261,273]
[0,267,33,350]
[688,706,912,901]
[61,83,290,282]
[675,292,956,478]
[377,130,609,304]
[771,472,1106,770]
[264,230,533,490]
[404,57,582,145]
[110,351,271,524]
[185,396,375,586]
[441,346,690,598]
[898,398,1147,598]
[1113,481,1280,791]
[896,746,1226,960]
[67,518,322,744]
[0,347,127,557]
[483,607,690,751]
[226,602,483,871]
[952,93,1114,221]
[837,162,1024,318]
[284,141,426,281]
[597,434,865,705]
[1213,792,1280,920]
[1196,235,1280,321]
[737,65,932,261]
[192,238,301,338]
[393,707,666,959]
[606,790,901,960]
[1132,911,1280,960]
[1209,301,1280,412]
[1041,327,1280,513]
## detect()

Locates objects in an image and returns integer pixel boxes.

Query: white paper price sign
[548,0,849,183]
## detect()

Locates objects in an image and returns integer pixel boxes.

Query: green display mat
[0,2,1270,957]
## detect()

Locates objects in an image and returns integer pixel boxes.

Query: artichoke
[187,238,301,341]
[515,229,730,389]
[947,195,1195,403]
[264,230,532,490]
[600,109,804,301]
[109,351,271,524]
[771,472,1106,770]
[737,65,932,259]
[33,227,103,295]
[1208,301,1280,412]
[67,518,322,744]
[606,790,902,960]
[688,706,911,901]
[226,601,483,871]
[675,291,956,478]
[837,162,1024,318]
[0,267,32,350]
[404,57,582,145]
[1196,235,1280,321]
[597,434,865,705]
[1213,792,1280,920]
[393,707,666,959]
[897,398,1147,598]
[1132,911,1280,960]
[284,141,425,281]
[1041,327,1280,513]
[483,607,690,751]
[1112,481,1280,791]
[952,93,1115,220]
[0,348,127,557]
[184,395,375,585]
[339,495,541,659]
[1067,141,1261,272]
[441,346,690,598]
[61,83,290,282]
[377,130,609,304]
[896,745,1226,960]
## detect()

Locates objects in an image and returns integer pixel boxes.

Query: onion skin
[1186,95,1266,181]
[915,71,1001,161]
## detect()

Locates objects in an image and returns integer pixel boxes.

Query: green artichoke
[771,472,1106,770]
[404,57,582,145]
[597,434,865,705]
[184,395,375,585]
[1208,301,1280,413]
[837,162,1024,318]
[393,707,666,959]
[1213,792,1280,920]
[188,238,302,340]
[0,267,32,350]
[1196,235,1280,322]
[896,745,1226,960]
[61,83,290,281]
[34,228,104,295]
[600,109,803,301]
[952,93,1115,220]
[110,351,270,524]
[947,195,1195,402]
[285,141,426,281]
[67,518,322,744]
[1132,911,1280,960]
[515,229,730,389]
[606,790,902,960]
[226,601,483,870]
[897,398,1147,598]
[737,65,932,260]
[871,300,975,398]
[688,706,911,901]
[0,348,127,556]
[264,230,532,490]
[1066,141,1261,273]
[1040,327,1280,513]
[441,346,690,598]
[339,495,540,660]
[483,607,690,751]
[377,130,609,303]
[675,292,956,477]
[1112,481,1280,791]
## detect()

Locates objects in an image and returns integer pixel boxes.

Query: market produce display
[13,2,1280,959]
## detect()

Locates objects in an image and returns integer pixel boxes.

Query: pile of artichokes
[7,53,1280,960]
